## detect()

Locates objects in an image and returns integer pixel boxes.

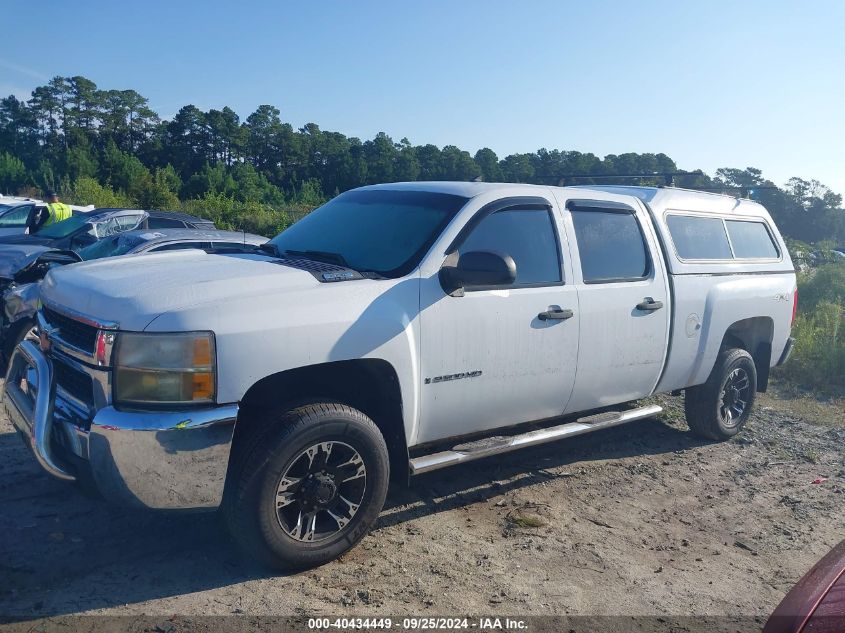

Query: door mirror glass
[441,250,516,292]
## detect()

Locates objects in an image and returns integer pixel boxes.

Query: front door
[417,199,579,445]
[557,196,671,414]
[0,204,34,236]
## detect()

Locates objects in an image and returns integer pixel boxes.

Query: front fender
[145,274,423,445]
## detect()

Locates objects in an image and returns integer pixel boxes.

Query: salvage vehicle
[0,228,267,364]
[3,183,797,569]
[0,208,214,251]
[0,200,96,237]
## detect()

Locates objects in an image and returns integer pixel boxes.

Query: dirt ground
[1,380,844,624]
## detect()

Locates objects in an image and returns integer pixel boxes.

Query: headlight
[114,332,216,406]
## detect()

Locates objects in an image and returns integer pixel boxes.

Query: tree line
[0,74,842,243]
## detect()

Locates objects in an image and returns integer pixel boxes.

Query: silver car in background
[0,228,268,361]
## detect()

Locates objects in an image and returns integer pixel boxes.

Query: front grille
[53,357,94,407]
[42,306,98,354]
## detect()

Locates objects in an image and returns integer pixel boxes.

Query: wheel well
[233,359,409,483]
[720,317,774,392]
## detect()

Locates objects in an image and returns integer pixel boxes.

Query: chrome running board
[409,404,663,475]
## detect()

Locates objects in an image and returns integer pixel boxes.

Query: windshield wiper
[258,243,281,257]
[281,249,350,267]
[265,246,381,276]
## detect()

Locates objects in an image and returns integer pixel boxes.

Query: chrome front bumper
[3,340,238,510]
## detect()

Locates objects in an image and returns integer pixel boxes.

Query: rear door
[557,196,671,413]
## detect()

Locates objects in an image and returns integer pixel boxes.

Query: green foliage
[101,140,151,198]
[292,179,324,207]
[780,300,845,393]
[797,265,845,312]
[474,148,503,182]
[137,167,181,210]
[775,262,845,394]
[65,176,133,208]
[180,192,311,237]
[65,144,99,181]
[0,152,26,193]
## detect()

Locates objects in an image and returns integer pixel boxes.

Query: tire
[684,347,757,440]
[223,402,390,570]
[1,317,36,372]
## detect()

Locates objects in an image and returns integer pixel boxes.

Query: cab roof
[358,181,767,217]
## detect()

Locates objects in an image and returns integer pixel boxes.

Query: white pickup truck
[3,183,797,569]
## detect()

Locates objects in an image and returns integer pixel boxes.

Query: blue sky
[2,0,844,195]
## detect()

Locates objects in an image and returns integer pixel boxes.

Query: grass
[803,448,821,464]
[506,511,548,529]
[775,264,845,396]
[758,381,845,428]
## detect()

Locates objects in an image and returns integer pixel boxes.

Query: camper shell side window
[664,211,781,263]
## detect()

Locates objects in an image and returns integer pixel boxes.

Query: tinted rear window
[726,220,779,258]
[666,215,733,260]
[571,210,650,282]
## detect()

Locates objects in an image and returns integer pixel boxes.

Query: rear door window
[726,220,779,258]
[571,209,650,283]
[665,215,733,260]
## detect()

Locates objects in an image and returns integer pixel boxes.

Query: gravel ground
[1,383,843,625]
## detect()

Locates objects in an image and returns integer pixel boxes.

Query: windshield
[79,233,148,260]
[269,190,467,277]
[36,214,90,238]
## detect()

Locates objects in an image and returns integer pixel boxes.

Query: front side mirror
[440,250,516,294]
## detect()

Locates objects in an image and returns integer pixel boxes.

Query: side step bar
[409,404,663,475]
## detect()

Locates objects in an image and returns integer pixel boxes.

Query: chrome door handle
[636,297,664,311]
[538,308,574,321]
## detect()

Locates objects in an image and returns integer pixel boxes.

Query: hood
[0,244,57,278]
[40,250,322,330]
